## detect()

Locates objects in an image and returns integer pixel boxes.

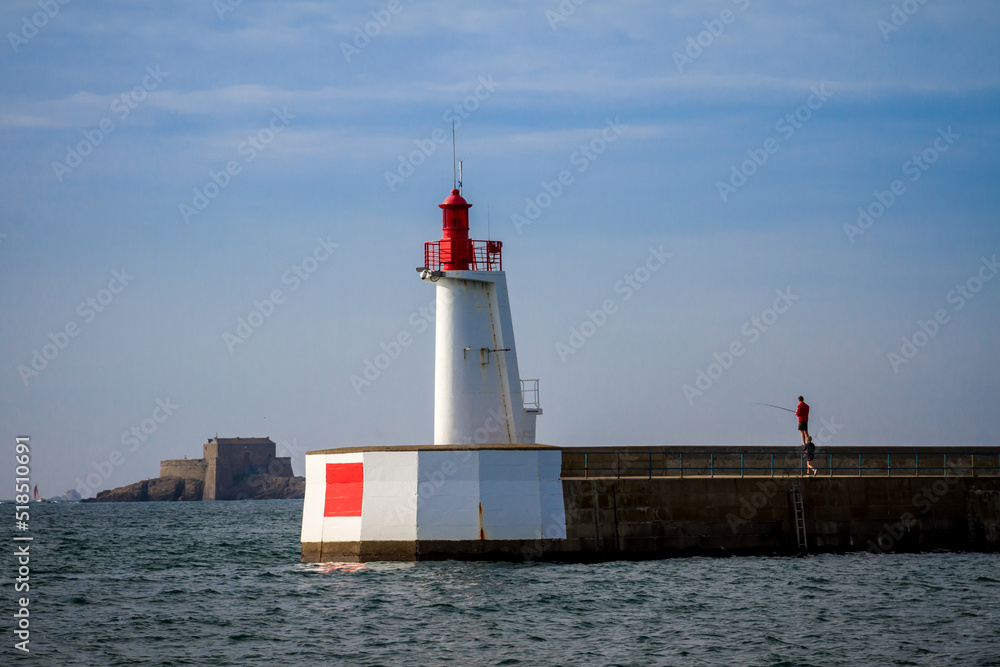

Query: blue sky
[2,0,998,498]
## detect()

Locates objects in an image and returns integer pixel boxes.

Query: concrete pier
[300,445,1000,562]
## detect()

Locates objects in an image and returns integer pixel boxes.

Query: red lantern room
[422,187,502,273]
[438,188,473,270]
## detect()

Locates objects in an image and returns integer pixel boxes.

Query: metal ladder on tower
[790,483,808,551]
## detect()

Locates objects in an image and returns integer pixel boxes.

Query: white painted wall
[538,450,568,539]
[416,449,481,540]
[300,453,328,544]
[299,452,365,544]
[480,450,543,539]
[301,448,567,550]
[359,451,418,541]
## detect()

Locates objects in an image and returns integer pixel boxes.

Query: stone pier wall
[546,476,1000,559]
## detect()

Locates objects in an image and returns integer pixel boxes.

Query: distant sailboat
[33,485,43,502]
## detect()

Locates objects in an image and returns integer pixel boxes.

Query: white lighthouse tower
[420,188,541,445]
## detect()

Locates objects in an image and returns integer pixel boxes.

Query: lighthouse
[300,185,565,562]
[419,188,541,445]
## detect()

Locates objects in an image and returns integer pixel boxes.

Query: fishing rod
[754,403,796,413]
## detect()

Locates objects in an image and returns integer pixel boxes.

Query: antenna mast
[452,120,457,190]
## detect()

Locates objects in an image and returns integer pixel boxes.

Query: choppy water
[3,501,999,666]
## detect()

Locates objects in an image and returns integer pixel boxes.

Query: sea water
[4,500,998,666]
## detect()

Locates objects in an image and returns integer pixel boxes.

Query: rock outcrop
[225,473,306,500]
[83,474,304,502]
[84,477,204,502]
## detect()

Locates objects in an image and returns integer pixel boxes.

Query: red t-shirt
[796,401,809,423]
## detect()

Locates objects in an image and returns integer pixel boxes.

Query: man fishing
[796,396,810,446]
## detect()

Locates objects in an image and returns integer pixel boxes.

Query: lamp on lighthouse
[438,188,473,271]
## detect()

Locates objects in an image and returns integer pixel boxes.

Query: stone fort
[159,436,294,501]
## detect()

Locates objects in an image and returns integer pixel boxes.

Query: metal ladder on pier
[790,483,808,551]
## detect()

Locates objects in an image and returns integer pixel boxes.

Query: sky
[2,0,998,499]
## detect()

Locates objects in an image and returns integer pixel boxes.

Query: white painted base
[300,448,567,546]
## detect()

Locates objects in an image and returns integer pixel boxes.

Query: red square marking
[324,462,363,517]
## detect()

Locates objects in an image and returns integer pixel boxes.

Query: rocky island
[85,436,304,502]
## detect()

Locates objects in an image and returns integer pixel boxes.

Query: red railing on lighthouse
[424,239,502,272]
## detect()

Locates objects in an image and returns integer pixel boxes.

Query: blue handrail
[561,450,1000,479]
